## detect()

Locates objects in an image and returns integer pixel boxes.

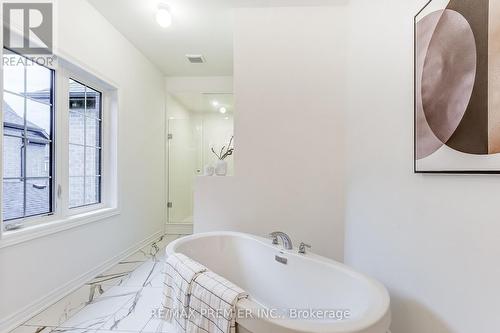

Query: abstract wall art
[415,0,500,173]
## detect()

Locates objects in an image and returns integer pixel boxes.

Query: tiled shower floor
[10,235,182,333]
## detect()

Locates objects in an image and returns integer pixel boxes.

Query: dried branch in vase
[211,136,234,161]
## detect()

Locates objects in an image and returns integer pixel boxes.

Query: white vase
[215,160,228,176]
[204,164,215,176]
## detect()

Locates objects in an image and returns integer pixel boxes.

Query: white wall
[0,0,165,330]
[344,1,500,332]
[194,6,349,260]
[166,94,192,120]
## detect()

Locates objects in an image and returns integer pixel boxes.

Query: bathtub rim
[165,231,391,333]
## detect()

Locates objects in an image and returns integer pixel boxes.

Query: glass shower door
[167,119,201,224]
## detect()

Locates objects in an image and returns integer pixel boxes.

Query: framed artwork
[415,0,500,173]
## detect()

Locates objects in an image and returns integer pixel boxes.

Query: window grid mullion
[3,130,53,144]
[69,109,101,121]
[83,86,87,205]
[3,177,52,180]
[3,89,53,107]
[22,63,27,218]
[49,69,55,215]
[68,142,101,150]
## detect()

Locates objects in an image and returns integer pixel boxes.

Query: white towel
[186,271,248,333]
[163,253,207,332]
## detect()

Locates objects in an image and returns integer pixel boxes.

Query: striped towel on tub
[163,253,207,332]
[186,271,248,333]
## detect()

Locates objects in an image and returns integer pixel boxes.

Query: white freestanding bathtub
[165,232,391,333]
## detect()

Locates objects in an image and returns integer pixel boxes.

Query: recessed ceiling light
[219,107,227,114]
[212,101,219,107]
[156,4,172,28]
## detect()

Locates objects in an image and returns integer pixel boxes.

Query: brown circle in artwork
[421,9,476,146]
[416,10,446,160]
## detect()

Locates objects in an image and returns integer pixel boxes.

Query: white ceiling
[172,92,234,114]
[87,0,345,77]
[87,0,234,76]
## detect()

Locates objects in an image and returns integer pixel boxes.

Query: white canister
[204,164,215,176]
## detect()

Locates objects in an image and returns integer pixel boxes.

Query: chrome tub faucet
[269,231,293,250]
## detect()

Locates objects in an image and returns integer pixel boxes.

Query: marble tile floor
[10,234,183,333]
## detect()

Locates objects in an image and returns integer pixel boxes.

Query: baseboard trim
[165,223,193,235]
[0,230,164,333]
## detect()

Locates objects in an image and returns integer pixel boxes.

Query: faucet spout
[269,231,293,250]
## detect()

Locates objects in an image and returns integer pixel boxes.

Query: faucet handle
[298,242,312,254]
[267,233,279,245]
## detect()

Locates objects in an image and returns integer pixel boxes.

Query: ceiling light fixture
[212,101,219,107]
[219,107,227,114]
[156,3,172,28]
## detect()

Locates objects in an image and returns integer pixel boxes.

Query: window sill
[0,207,120,249]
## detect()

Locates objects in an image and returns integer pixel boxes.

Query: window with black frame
[68,79,102,208]
[2,49,54,228]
